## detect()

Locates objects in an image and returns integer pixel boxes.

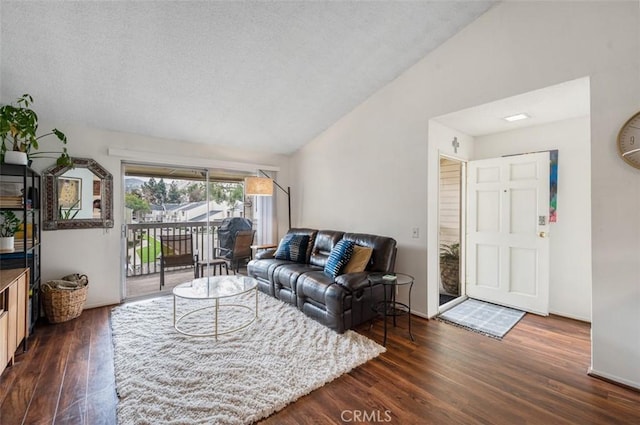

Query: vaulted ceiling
[1,1,495,154]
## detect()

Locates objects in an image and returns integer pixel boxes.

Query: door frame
[120,161,211,301]
[429,149,553,317]
[435,152,468,314]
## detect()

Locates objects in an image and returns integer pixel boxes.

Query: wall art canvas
[549,149,558,222]
[58,177,82,209]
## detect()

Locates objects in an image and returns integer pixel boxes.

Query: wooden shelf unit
[0,164,42,334]
[0,268,29,375]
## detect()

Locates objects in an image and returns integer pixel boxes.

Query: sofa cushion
[273,263,321,291]
[309,230,345,268]
[297,271,338,305]
[343,245,373,273]
[247,258,293,282]
[343,233,397,272]
[335,271,370,293]
[324,239,354,277]
[275,234,310,263]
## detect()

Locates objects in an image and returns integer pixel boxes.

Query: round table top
[367,272,414,286]
[173,275,258,300]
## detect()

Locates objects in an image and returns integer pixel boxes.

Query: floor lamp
[245,171,291,229]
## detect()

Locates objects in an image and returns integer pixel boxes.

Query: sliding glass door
[121,163,268,300]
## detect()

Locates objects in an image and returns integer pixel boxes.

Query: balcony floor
[125,266,248,299]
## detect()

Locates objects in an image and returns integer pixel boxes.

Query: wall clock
[617,111,640,170]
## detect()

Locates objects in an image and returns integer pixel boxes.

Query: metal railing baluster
[125,221,222,279]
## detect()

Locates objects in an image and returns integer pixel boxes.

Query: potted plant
[0,94,71,166]
[0,211,22,251]
[440,242,460,295]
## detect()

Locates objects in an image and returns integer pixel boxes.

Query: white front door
[466,152,550,315]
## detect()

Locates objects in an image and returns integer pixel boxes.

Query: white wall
[292,1,640,388]
[474,116,592,321]
[33,125,290,309]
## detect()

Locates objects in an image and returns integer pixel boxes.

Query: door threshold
[438,295,468,314]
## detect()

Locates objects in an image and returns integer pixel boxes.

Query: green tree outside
[186,182,206,202]
[128,178,245,212]
[209,182,244,210]
[141,177,168,205]
[167,181,182,203]
[125,193,151,216]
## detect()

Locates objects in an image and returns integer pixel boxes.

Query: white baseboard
[411,310,429,320]
[588,367,640,391]
[549,309,591,323]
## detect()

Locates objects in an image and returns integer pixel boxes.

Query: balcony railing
[126,221,223,277]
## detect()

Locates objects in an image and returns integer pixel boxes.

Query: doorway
[438,156,463,307]
[436,152,552,315]
[427,77,592,320]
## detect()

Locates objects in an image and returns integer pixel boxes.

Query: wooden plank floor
[1,306,639,424]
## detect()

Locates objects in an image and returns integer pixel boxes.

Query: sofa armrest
[255,248,276,260]
[335,272,370,292]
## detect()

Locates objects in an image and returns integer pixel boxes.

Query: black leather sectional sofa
[247,228,397,333]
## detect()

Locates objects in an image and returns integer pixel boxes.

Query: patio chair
[160,234,198,289]
[213,230,255,274]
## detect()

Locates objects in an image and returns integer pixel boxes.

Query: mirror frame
[43,157,114,230]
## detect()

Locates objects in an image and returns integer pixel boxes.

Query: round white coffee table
[173,275,258,338]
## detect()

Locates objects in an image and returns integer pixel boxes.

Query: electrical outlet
[412,227,419,238]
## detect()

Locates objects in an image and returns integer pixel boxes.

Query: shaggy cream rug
[111,292,385,424]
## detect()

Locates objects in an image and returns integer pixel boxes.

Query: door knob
[538,231,547,238]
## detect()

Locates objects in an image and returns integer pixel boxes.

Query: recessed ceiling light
[503,113,530,122]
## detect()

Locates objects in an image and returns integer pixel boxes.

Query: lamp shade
[244,176,273,196]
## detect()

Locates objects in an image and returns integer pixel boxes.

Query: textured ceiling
[1,1,495,154]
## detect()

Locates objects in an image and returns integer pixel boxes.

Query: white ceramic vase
[0,236,14,252]
[3,151,28,165]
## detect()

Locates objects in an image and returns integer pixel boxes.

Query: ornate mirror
[43,157,114,230]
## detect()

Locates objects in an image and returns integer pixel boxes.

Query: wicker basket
[41,276,88,323]
[440,258,460,295]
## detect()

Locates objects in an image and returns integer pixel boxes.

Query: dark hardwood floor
[1,305,639,424]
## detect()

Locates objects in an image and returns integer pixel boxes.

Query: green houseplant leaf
[0,94,72,166]
[59,199,81,220]
[0,211,22,237]
[440,242,460,261]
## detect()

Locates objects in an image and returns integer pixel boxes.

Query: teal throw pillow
[324,239,355,277]
[275,234,309,263]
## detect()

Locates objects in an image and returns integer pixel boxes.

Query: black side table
[368,272,415,346]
